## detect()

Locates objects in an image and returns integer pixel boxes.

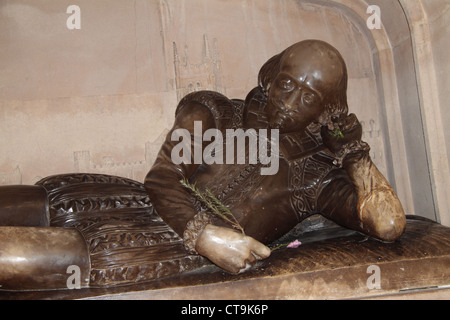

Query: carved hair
[257,42,349,124]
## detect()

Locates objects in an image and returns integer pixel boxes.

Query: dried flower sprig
[330,128,345,139]
[270,239,302,252]
[180,178,245,235]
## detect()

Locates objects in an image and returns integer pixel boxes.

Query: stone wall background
[0,0,448,224]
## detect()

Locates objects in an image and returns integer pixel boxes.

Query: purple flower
[287,240,302,248]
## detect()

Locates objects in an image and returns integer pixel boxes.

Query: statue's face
[266,41,345,134]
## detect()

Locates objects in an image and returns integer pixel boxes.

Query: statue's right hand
[195,224,271,274]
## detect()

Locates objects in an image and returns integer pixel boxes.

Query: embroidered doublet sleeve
[144,91,241,253]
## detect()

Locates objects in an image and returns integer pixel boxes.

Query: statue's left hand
[321,113,363,154]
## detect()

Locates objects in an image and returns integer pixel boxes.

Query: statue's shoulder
[176,90,245,131]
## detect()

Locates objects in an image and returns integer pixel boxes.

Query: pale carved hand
[195,224,271,274]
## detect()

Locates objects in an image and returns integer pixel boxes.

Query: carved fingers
[321,113,363,154]
[234,236,272,273]
[195,224,271,274]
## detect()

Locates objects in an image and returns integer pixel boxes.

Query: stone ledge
[1,217,449,300]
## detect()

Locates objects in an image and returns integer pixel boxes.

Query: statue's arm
[144,103,216,237]
[344,152,406,240]
[145,99,271,273]
[319,114,406,241]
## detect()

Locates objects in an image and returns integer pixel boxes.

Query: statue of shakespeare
[0,40,405,289]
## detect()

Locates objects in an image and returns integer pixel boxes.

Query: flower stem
[180,179,245,234]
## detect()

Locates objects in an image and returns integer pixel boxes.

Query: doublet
[38,87,352,286]
[177,88,349,243]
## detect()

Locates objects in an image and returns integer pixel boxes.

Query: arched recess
[157,0,439,221]
[300,0,439,222]
[398,0,450,226]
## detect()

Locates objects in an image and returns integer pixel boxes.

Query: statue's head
[259,40,348,133]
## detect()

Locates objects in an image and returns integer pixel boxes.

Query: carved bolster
[0,185,49,227]
[0,226,90,290]
[183,211,214,254]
